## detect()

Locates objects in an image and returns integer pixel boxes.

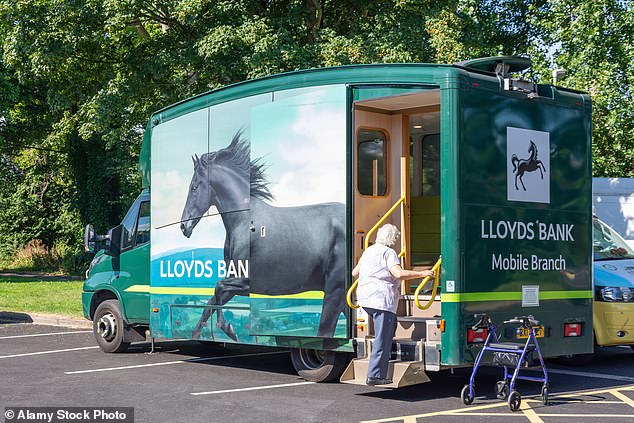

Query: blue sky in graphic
[150,85,346,258]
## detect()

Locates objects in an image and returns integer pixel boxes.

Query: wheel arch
[89,288,127,322]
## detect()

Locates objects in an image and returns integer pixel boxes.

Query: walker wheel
[495,380,509,400]
[541,385,549,405]
[461,384,474,405]
[508,391,521,411]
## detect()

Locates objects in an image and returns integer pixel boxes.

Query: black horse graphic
[511,140,547,191]
[180,130,346,341]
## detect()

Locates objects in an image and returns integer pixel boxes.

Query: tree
[0,0,630,271]
[529,0,634,176]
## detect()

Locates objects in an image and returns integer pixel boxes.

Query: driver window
[120,202,139,251]
[135,201,150,245]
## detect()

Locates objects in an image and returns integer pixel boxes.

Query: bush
[1,239,91,275]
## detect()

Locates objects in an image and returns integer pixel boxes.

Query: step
[356,337,425,361]
[340,357,430,388]
[397,295,441,317]
[395,317,441,341]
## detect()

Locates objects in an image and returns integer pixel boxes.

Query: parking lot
[1,322,634,423]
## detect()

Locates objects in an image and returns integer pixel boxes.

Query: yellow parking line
[360,385,634,423]
[538,414,634,418]
[519,400,544,423]
[442,412,523,416]
[360,401,509,423]
[549,400,623,404]
[610,389,634,409]
[554,384,634,398]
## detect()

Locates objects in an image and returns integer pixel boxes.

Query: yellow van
[558,217,634,365]
[593,217,634,349]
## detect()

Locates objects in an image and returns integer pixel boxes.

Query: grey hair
[375,223,400,247]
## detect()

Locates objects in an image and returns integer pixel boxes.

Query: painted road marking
[360,385,634,423]
[610,389,634,409]
[0,331,92,340]
[519,399,544,423]
[0,346,99,359]
[546,368,634,382]
[526,414,634,418]
[65,351,288,374]
[191,381,315,396]
[444,411,634,417]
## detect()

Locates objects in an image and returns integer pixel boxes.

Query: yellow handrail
[414,257,442,310]
[364,195,405,250]
[346,280,360,309]
[346,195,407,310]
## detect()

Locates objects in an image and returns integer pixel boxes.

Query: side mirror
[84,224,96,253]
[105,224,123,257]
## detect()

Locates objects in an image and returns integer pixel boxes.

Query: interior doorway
[352,88,441,271]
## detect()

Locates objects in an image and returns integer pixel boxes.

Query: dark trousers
[364,307,396,379]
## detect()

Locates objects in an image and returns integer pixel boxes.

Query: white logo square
[507,127,550,204]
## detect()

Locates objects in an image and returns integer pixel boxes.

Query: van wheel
[290,348,350,382]
[93,299,130,353]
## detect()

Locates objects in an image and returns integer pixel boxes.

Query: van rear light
[467,328,488,343]
[564,322,582,337]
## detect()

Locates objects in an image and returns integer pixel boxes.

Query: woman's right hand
[420,270,434,278]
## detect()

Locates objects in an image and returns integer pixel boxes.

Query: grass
[0,276,84,318]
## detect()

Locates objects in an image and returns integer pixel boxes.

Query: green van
[83,56,594,386]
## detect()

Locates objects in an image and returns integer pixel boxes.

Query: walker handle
[471,313,491,330]
[503,315,539,327]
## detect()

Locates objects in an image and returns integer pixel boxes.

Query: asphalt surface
[1,322,634,423]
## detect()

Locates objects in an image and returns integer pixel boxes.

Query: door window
[357,129,388,196]
[421,134,440,196]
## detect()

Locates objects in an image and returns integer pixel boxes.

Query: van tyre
[290,348,350,382]
[93,299,130,353]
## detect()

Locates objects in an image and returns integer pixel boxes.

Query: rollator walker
[461,314,549,411]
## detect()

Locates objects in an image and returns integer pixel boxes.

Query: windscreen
[593,218,634,260]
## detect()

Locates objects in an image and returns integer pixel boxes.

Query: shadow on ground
[0,311,34,324]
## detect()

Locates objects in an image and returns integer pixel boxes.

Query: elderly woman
[352,223,434,386]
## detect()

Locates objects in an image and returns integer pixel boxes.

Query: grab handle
[346,280,360,309]
[414,257,442,310]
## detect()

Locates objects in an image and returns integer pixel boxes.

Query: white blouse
[357,243,401,313]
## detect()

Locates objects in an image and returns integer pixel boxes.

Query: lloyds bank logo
[506,127,550,204]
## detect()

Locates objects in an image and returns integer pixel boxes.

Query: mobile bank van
[83,56,593,386]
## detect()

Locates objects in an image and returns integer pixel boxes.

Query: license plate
[516,326,545,339]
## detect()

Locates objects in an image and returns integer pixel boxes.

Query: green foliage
[528,0,634,177]
[0,0,632,273]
